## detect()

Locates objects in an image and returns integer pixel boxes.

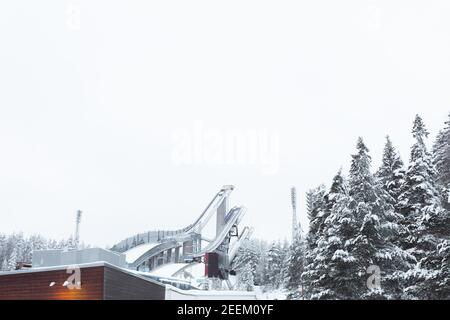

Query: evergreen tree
[46,239,58,249]
[432,114,450,208]
[305,184,327,249]
[375,136,410,270]
[287,231,306,299]
[253,240,269,286]
[376,136,406,210]
[347,138,411,299]
[325,168,347,209]
[304,138,411,299]
[0,234,7,271]
[266,241,284,289]
[236,263,254,291]
[232,239,260,289]
[1,258,8,272]
[399,115,441,259]
[0,233,93,272]
[301,169,348,299]
[400,115,440,214]
[306,185,327,219]
[279,240,291,289]
[7,247,18,271]
[308,139,378,299]
[395,115,449,299]
[407,208,450,299]
[64,236,76,250]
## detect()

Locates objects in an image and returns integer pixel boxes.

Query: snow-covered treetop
[412,114,429,143]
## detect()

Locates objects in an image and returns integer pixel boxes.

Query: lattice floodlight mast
[75,210,82,249]
[291,187,298,242]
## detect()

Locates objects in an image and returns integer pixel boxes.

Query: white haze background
[0,1,449,247]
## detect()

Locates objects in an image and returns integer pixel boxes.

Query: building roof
[0,261,163,287]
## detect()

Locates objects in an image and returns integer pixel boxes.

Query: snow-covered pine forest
[232,114,449,299]
[0,234,88,272]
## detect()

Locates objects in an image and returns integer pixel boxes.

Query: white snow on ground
[181,263,208,287]
[177,262,205,278]
[254,287,288,300]
[159,262,207,287]
[150,263,189,278]
[124,242,159,264]
[129,262,208,289]
[165,285,257,300]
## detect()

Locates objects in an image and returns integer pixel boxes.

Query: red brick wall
[0,266,104,300]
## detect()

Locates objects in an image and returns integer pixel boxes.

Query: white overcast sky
[0,1,449,247]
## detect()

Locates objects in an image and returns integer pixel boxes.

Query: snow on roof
[0,261,110,276]
[150,263,189,278]
[124,242,160,264]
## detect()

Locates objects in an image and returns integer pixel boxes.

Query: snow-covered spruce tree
[408,207,450,299]
[236,263,255,292]
[232,239,260,290]
[432,113,450,209]
[1,258,8,271]
[307,185,327,219]
[253,240,269,287]
[305,146,371,299]
[301,170,348,299]
[20,234,47,263]
[399,115,441,260]
[46,239,59,250]
[1,233,24,270]
[266,241,285,290]
[7,247,18,271]
[375,136,411,267]
[279,240,291,289]
[347,138,412,299]
[304,138,411,299]
[376,136,406,210]
[325,168,348,210]
[396,115,450,299]
[286,230,306,299]
[0,234,7,271]
[267,242,281,287]
[305,185,327,249]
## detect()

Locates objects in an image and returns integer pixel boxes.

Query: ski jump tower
[116,185,250,281]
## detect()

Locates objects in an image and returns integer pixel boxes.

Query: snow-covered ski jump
[112,185,252,288]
